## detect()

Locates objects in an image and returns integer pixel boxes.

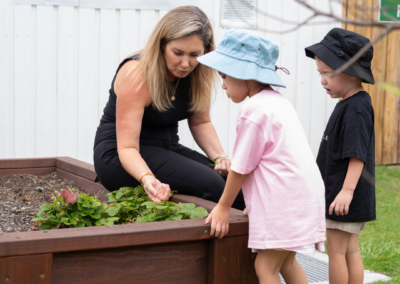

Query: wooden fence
[343,0,400,165]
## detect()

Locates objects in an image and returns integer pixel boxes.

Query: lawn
[360,166,400,283]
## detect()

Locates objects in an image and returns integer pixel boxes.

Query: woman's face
[163,35,205,80]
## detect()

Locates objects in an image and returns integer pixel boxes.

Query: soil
[0,172,86,233]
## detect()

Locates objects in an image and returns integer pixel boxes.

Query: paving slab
[279,251,391,284]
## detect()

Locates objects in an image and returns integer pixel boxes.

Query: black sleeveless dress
[93,56,245,209]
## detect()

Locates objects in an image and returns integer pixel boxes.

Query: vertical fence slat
[77,8,99,163]
[99,9,118,120]
[279,0,299,106]
[36,5,57,157]
[295,0,315,141]
[370,0,387,165]
[57,6,78,158]
[119,9,139,61]
[14,5,35,158]
[0,0,13,158]
[382,30,400,164]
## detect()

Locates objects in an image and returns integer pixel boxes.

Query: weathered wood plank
[369,0,388,165]
[0,158,56,169]
[56,157,98,181]
[0,213,248,258]
[208,236,257,284]
[0,253,52,284]
[382,30,399,164]
[52,241,207,284]
[354,0,373,94]
[0,167,56,177]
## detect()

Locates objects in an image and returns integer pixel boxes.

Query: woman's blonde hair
[130,6,217,112]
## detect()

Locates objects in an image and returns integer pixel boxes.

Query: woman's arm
[188,109,230,175]
[115,61,170,201]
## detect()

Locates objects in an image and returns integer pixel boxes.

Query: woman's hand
[214,157,231,177]
[204,204,230,239]
[141,175,171,202]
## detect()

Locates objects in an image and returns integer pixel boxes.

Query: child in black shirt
[305,28,376,284]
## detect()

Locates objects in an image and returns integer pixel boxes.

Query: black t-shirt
[317,91,376,222]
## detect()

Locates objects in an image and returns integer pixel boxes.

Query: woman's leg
[94,140,244,209]
[346,233,364,284]
[327,228,350,284]
[254,249,289,284]
[279,252,308,284]
[174,144,245,210]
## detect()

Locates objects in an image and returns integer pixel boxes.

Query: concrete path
[294,251,392,284]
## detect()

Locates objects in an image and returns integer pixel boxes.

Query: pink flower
[61,189,78,205]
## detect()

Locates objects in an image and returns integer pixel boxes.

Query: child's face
[219,73,249,103]
[315,57,360,99]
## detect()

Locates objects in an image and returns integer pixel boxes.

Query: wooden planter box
[0,157,257,284]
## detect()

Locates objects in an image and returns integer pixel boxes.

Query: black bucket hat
[305,28,375,84]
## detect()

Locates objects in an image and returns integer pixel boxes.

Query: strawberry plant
[32,186,208,230]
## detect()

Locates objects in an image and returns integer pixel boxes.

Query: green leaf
[141,201,155,209]
[107,206,119,216]
[39,223,52,230]
[90,213,101,219]
[116,191,124,199]
[83,218,93,227]
[180,203,196,210]
[60,217,69,224]
[40,204,51,211]
[77,221,85,228]
[190,207,209,219]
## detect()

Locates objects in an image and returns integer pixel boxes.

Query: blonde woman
[93,6,245,209]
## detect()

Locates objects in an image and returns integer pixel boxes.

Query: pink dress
[230,90,326,251]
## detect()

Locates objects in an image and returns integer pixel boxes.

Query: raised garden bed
[0,157,257,284]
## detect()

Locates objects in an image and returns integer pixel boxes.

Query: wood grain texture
[369,0,388,164]
[52,241,207,284]
[56,156,98,181]
[208,236,257,284]
[0,158,56,169]
[382,30,400,164]
[0,212,248,258]
[0,167,56,177]
[0,254,52,284]
[56,168,108,201]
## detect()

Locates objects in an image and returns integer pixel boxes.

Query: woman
[93,6,245,209]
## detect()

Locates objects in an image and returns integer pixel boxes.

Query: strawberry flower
[61,189,78,205]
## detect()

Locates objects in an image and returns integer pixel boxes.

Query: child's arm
[204,170,246,239]
[329,157,364,216]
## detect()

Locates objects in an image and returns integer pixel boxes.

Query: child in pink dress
[198,29,326,284]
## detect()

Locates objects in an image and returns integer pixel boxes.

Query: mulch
[0,172,86,233]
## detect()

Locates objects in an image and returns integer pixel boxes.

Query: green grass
[359,166,400,283]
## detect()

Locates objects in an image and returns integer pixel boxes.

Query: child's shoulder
[341,91,373,118]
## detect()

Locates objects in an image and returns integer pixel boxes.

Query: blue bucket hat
[197,29,286,88]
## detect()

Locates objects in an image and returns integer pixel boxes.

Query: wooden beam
[0,167,56,177]
[208,236,257,284]
[52,241,207,284]
[0,254,52,284]
[0,158,56,169]
[0,213,248,258]
[56,157,98,181]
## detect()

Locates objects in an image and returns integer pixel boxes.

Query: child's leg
[327,228,350,284]
[346,233,364,284]
[280,251,308,284]
[254,249,289,284]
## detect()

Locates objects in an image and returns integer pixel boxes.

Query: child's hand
[329,189,354,216]
[243,208,248,215]
[203,204,230,239]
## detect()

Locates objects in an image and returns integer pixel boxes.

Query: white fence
[0,0,342,164]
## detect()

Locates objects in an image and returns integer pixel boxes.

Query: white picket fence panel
[0,0,342,164]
